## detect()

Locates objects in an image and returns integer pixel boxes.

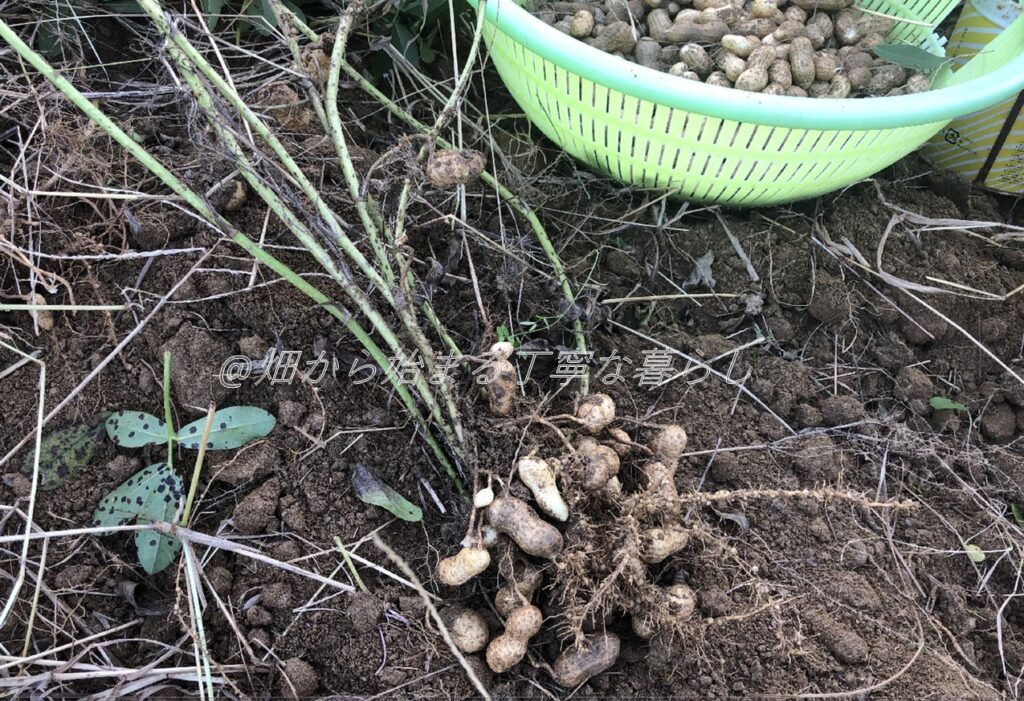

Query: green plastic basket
[470,0,1024,205]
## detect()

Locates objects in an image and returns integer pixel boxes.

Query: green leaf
[873,44,946,73]
[352,463,422,522]
[105,411,167,448]
[22,423,105,491]
[202,0,225,29]
[134,467,184,574]
[92,462,183,574]
[965,543,986,563]
[1012,504,1024,528]
[92,462,183,528]
[929,396,969,413]
[135,528,182,575]
[176,407,276,450]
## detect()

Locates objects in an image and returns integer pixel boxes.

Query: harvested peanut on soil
[437,546,491,586]
[533,0,934,97]
[487,496,564,558]
[486,604,544,672]
[551,632,621,687]
[426,149,485,187]
[443,607,490,653]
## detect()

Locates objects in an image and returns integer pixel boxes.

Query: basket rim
[470,0,1024,131]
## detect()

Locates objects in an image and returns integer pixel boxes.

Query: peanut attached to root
[495,562,544,617]
[487,497,564,558]
[578,437,621,491]
[576,393,616,434]
[517,455,569,522]
[638,461,680,516]
[443,608,490,653]
[486,342,518,417]
[551,632,621,688]
[426,149,485,188]
[639,525,691,564]
[631,583,696,638]
[605,426,633,458]
[486,604,543,673]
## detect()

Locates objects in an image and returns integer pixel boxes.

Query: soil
[2,7,1024,700]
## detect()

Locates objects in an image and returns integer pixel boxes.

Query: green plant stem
[138,0,390,295]
[333,536,369,593]
[394,173,462,359]
[206,0,466,443]
[180,403,215,525]
[159,35,463,455]
[325,5,390,281]
[0,18,463,491]
[327,37,591,392]
[427,0,488,140]
[230,234,463,490]
[162,351,173,472]
[326,10,467,441]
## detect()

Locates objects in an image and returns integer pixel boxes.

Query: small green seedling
[929,396,970,413]
[20,422,105,491]
[105,406,275,450]
[93,350,276,577]
[95,404,274,574]
[352,463,422,522]
[92,462,184,574]
[965,543,986,564]
[1011,504,1024,529]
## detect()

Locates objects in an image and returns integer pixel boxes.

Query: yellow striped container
[922,0,1024,194]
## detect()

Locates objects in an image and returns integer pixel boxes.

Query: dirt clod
[346,591,384,633]
[808,274,851,326]
[820,395,866,425]
[262,581,293,610]
[213,443,279,486]
[232,477,281,535]
[279,657,318,700]
[809,611,869,664]
[161,324,232,409]
[980,402,1016,442]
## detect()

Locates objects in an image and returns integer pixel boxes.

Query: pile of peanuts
[436,378,698,687]
[533,0,931,97]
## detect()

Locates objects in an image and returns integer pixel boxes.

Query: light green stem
[180,404,216,525]
[325,7,391,282]
[0,18,463,490]
[162,351,174,472]
[160,35,463,453]
[338,58,591,392]
[326,10,466,441]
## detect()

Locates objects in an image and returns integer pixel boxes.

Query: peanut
[487,497,564,558]
[789,36,815,88]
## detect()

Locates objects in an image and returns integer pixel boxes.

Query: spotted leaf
[92,462,184,528]
[21,422,104,491]
[134,470,184,574]
[105,411,167,448]
[175,407,275,450]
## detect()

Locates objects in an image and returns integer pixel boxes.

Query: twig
[371,534,491,701]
